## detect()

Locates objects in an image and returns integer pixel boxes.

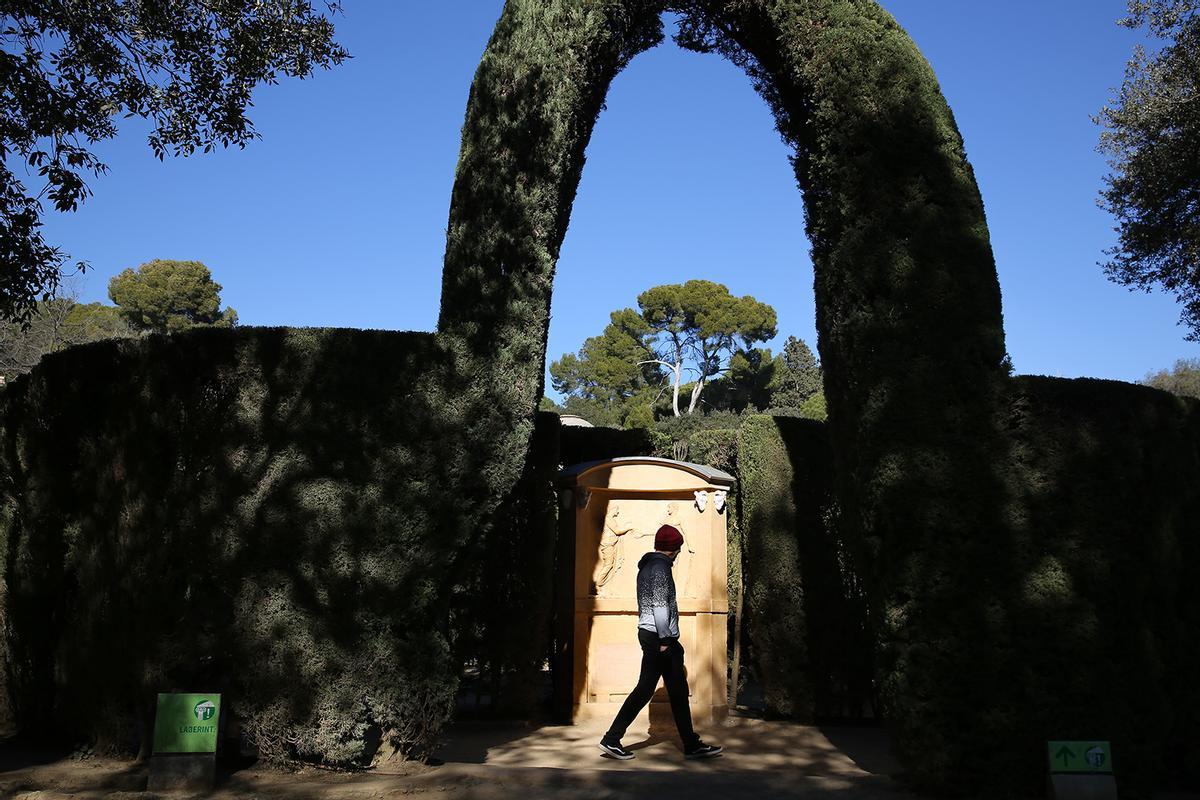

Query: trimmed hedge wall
[737,416,811,717]
[737,415,872,720]
[4,323,1196,795]
[422,0,1200,792]
[0,326,530,764]
[733,388,1200,795]
[558,424,654,468]
[854,376,1200,797]
[993,377,1200,796]
[450,411,560,716]
[675,5,1015,793]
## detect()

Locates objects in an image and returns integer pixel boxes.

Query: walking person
[598,524,723,761]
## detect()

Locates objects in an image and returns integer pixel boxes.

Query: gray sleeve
[648,563,672,641]
[652,604,671,642]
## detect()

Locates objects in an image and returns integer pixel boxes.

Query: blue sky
[36,1,1199,395]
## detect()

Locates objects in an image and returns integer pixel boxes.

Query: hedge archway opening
[437,0,1009,792]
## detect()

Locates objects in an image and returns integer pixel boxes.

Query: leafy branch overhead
[0,1,348,323]
[1097,0,1200,339]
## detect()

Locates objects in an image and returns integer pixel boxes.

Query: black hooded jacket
[635,552,679,642]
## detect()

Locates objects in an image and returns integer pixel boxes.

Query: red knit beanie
[654,524,684,552]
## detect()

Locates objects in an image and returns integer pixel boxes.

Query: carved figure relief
[714,489,727,513]
[694,490,707,513]
[585,496,706,599]
[592,503,635,596]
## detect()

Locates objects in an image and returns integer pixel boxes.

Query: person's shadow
[622,703,688,755]
[596,708,677,758]
[624,730,672,754]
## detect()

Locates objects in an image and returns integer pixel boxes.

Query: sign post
[1047,741,1117,800]
[147,693,222,791]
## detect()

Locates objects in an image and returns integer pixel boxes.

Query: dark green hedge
[866,376,1200,797]
[661,426,739,475]
[737,416,811,717]
[0,326,528,764]
[998,377,1200,796]
[737,415,872,720]
[7,324,1195,795]
[558,423,654,468]
[434,2,665,635]
[451,411,560,716]
[677,4,1014,793]
[736,380,1200,796]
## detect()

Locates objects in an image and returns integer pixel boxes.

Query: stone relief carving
[585,497,707,599]
[714,489,727,513]
[592,502,634,596]
[694,490,707,512]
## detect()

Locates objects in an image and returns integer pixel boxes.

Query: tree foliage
[0,292,132,382]
[108,259,237,334]
[1144,357,1200,398]
[706,346,780,413]
[561,395,625,428]
[1,259,237,380]
[770,336,823,409]
[1097,0,1200,339]
[549,308,662,422]
[638,279,777,415]
[550,282,781,423]
[0,1,347,322]
[65,302,130,342]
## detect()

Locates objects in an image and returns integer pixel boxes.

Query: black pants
[604,628,699,747]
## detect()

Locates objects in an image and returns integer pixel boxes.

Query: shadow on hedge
[0,327,504,766]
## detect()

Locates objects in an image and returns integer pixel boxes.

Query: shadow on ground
[433,715,900,777]
[408,715,912,799]
[0,719,1195,800]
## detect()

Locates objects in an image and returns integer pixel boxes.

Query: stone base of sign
[147,753,216,792]
[1049,774,1119,800]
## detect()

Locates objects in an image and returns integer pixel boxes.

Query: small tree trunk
[672,361,682,416]
[687,378,706,414]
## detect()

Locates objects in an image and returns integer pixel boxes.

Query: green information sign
[152,693,221,754]
[1048,741,1113,774]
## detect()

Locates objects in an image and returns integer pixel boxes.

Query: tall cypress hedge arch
[439,0,1010,793]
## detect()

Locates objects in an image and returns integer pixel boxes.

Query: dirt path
[6,716,1193,800]
[0,717,913,800]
